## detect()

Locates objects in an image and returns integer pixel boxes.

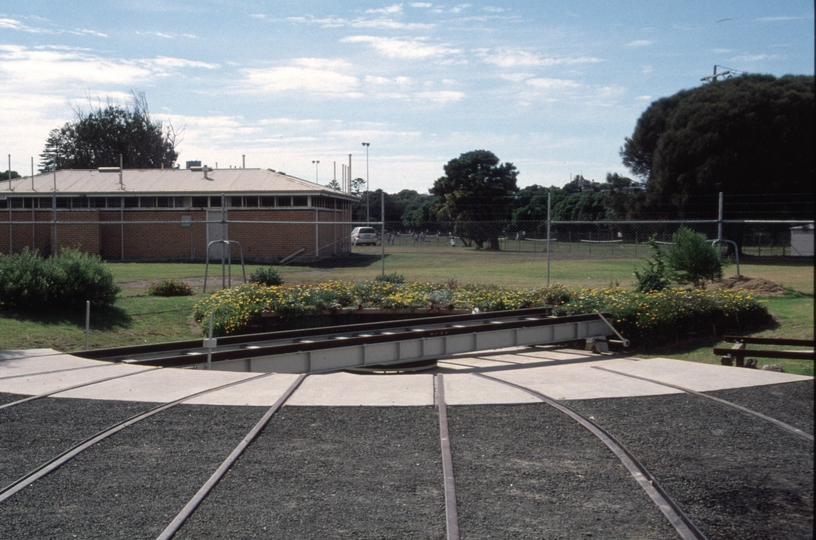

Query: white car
[351,226,378,246]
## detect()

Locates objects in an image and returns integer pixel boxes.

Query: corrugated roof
[2,168,356,199]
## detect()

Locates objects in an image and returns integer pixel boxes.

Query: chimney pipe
[242,154,246,169]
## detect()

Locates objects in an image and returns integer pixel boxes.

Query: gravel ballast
[567,389,814,540]
[706,379,814,434]
[0,403,266,539]
[448,404,679,539]
[0,393,156,489]
[175,405,446,540]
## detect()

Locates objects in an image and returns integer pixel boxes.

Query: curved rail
[0,372,276,503]
[591,366,813,441]
[474,372,708,540]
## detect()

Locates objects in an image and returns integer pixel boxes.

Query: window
[156,197,171,208]
[230,196,243,207]
[209,196,222,207]
[245,196,258,207]
[292,196,307,207]
[261,196,275,207]
[192,196,208,208]
[124,197,138,208]
[90,197,106,208]
[277,196,291,207]
[140,197,156,208]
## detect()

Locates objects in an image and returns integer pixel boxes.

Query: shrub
[0,248,119,309]
[374,272,405,284]
[634,236,670,292]
[147,279,193,297]
[666,227,724,288]
[250,266,284,286]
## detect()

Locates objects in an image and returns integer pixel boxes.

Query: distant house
[0,167,357,263]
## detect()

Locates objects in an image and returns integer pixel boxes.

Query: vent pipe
[242,154,246,169]
[7,154,12,191]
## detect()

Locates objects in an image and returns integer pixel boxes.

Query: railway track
[73,309,618,373]
[1,358,810,539]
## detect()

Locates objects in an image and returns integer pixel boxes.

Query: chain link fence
[1,211,813,292]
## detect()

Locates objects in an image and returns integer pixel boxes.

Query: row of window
[0,195,350,210]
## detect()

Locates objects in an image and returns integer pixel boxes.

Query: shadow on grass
[632,318,782,357]
[0,304,132,331]
[290,254,387,269]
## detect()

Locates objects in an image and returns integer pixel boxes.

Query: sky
[1,1,813,194]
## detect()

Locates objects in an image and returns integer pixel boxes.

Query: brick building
[0,167,357,263]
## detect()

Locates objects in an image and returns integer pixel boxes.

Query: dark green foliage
[147,279,193,297]
[374,272,405,284]
[40,91,178,171]
[431,150,519,250]
[666,227,724,288]
[634,236,670,292]
[249,266,284,286]
[620,74,815,219]
[0,248,120,309]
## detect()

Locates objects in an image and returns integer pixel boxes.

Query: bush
[634,236,670,292]
[147,279,193,297]
[666,227,724,288]
[0,248,120,309]
[374,272,405,284]
[249,266,284,286]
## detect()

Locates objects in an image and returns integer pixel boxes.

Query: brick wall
[1,207,352,262]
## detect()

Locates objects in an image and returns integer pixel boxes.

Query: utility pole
[701,65,742,83]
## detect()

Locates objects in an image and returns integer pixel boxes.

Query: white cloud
[479,48,602,68]
[241,65,361,95]
[366,4,404,14]
[624,40,653,47]
[410,2,433,7]
[635,95,652,101]
[341,35,460,59]
[731,53,781,62]
[525,78,581,90]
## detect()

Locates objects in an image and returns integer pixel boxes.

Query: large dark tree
[40,91,180,171]
[431,150,519,250]
[620,74,815,220]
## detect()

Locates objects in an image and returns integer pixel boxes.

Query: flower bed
[193,281,770,347]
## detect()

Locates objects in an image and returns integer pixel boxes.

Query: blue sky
[1,1,813,193]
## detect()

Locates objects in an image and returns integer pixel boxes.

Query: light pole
[361,142,370,222]
[311,160,320,183]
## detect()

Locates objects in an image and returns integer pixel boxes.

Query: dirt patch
[707,275,788,296]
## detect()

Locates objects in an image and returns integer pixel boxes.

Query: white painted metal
[190,317,611,374]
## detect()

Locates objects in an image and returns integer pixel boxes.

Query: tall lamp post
[311,160,320,183]
[361,142,370,222]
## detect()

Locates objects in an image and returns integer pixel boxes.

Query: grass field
[1,251,812,376]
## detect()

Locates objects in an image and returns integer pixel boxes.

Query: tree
[1,170,21,184]
[666,227,724,288]
[430,150,519,250]
[326,179,341,191]
[40,91,180,171]
[620,74,815,220]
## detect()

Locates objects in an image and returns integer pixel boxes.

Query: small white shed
[790,224,814,256]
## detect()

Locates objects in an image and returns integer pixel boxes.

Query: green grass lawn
[636,295,814,376]
[2,253,812,377]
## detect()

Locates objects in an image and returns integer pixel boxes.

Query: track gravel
[175,405,446,540]
[567,388,814,540]
[447,404,678,539]
[0,403,266,539]
[706,379,814,434]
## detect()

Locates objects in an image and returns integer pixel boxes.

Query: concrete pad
[593,357,812,392]
[287,372,434,406]
[0,361,154,397]
[56,367,258,403]
[0,349,110,380]
[488,357,685,401]
[186,373,304,406]
[444,372,540,405]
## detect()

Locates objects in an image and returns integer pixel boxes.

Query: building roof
[2,168,356,199]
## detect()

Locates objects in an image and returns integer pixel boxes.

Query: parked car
[351,226,378,246]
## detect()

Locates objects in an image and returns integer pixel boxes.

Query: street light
[361,142,370,222]
[311,160,320,183]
